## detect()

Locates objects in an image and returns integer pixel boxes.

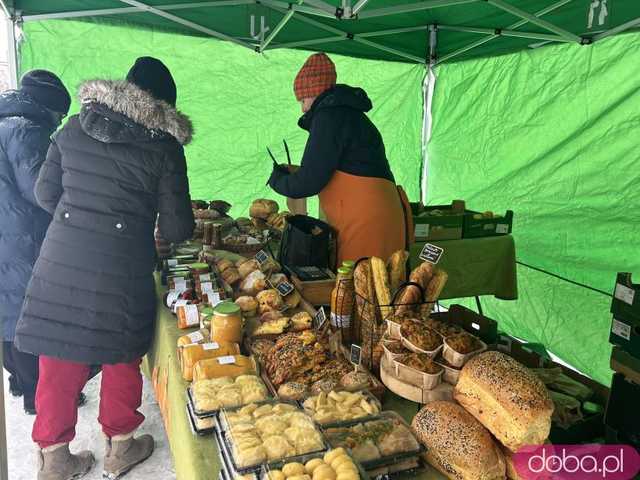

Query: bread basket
[436,360,462,385]
[442,336,487,368]
[393,358,443,390]
[400,329,444,359]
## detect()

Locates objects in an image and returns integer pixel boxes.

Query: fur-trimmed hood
[79,79,193,145]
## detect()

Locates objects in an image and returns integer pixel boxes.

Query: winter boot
[8,375,22,397]
[103,432,155,479]
[37,443,95,480]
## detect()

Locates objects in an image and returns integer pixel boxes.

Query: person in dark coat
[268,53,407,265]
[15,57,195,480]
[0,70,71,414]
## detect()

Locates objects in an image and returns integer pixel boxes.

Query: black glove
[267,163,290,188]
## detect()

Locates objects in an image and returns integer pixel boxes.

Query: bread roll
[238,259,260,279]
[412,401,506,480]
[250,199,279,220]
[387,250,409,295]
[454,351,554,452]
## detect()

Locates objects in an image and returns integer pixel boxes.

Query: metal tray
[320,411,424,471]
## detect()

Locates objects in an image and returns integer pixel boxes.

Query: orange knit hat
[293,53,337,101]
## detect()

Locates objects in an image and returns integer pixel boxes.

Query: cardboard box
[604,372,640,449]
[463,210,514,239]
[431,304,498,345]
[609,272,640,358]
[411,201,465,242]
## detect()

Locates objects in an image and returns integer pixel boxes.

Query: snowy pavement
[3,370,175,479]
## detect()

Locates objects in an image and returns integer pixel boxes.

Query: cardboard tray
[411,202,464,242]
[462,210,513,239]
[609,272,640,358]
[431,304,499,345]
[380,355,453,404]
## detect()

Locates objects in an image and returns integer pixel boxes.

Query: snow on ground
[3,370,175,479]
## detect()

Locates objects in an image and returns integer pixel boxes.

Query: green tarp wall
[19,19,640,385]
[19,19,425,218]
[429,32,640,385]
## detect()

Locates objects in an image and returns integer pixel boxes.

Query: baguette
[387,250,409,296]
[396,262,433,314]
[422,268,448,315]
[370,256,392,319]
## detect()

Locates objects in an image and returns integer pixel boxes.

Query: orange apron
[319,171,406,265]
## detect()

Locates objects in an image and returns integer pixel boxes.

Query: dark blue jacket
[0,90,55,341]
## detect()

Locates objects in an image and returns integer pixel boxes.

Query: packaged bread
[387,250,409,295]
[250,199,279,220]
[412,401,506,480]
[370,256,392,318]
[177,328,210,348]
[178,341,241,381]
[454,351,554,452]
[191,375,269,413]
[192,354,257,382]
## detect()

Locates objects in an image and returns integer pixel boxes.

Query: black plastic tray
[215,429,259,480]
[301,390,383,429]
[186,379,272,418]
[260,451,370,480]
[186,404,216,436]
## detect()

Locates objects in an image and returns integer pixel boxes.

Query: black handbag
[278,215,336,271]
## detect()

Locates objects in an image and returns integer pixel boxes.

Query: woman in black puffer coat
[16,57,195,480]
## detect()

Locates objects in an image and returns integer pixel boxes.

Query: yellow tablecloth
[143,275,446,480]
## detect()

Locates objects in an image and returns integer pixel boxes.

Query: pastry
[221,267,241,286]
[250,339,275,364]
[303,390,381,425]
[397,353,443,374]
[383,340,408,355]
[238,259,260,279]
[310,378,339,396]
[253,317,291,336]
[454,351,554,452]
[401,324,443,352]
[257,289,285,314]
[241,270,267,296]
[266,331,329,386]
[291,312,313,332]
[278,382,310,401]
[250,199,279,220]
[217,258,235,274]
[256,416,289,435]
[235,296,258,317]
[446,332,481,354]
[339,371,371,392]
[412,401,506,480]
[235,445,267,468]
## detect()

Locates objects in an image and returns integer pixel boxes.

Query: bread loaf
[396,262,433,314]
[250,199,279,220]
[422,268,448,315]
[412,401,506,480]
[370,256,392,318]
[454,351,554,452]
[411,262,434,289]
[192,355,257,382]
[178,342,241,381]
[387,250,409,295]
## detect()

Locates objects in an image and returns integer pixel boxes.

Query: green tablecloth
[410,235,518,300]
[144,275,445,480]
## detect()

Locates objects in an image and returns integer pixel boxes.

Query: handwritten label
[168,259,179,267]
[276,281,295,297]
[255,250,269,265]
[218,356,236,365]
[414,224,430,238]
[314,307,327,330]
[615,283,636,306]
[184,304,200,327]
[419,243,444,264]
[203,342,220,351]
[199,273,212,282]
[350,344,362,366]
[187,331,205,343]
[496,223,509,234]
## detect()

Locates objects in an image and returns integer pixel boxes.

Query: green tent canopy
[4,0,640,64]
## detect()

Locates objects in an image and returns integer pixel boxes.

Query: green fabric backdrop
[19,19,424,218]
[428,32,640,385]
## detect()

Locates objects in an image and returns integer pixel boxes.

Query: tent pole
[265,35,347,50]
[117,0,256,50]
[260,8,296,51]
[357,0,477,20]
[436,0,574,64]
[486,0,581,42]
[593,17,640,42]
[22,1,256,22]
[353,37,425,63]
[421,25,437,204]
[438,24,570,43]
[5,14,18,88]
[350,0,371,17]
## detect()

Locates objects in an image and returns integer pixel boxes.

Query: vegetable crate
[609,272,640,358]
[410,202,464,242]
[462,210,514,239]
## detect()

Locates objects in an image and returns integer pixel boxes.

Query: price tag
[276,281,295,297]
[200,282,214,292]
[199,273,212,282]
[168,259,179,268]
[255,250,269,265]
[314,307,327,330]
[172,299,188,313]
[350,344,362,366]
[414,224,430,238]
[203,342,220,350]
[187,331,204,343]
[207,291,222,307]
[173,278,187,290]
[419,243,444,264]
[218,356,236,365]
[185,304,200,327]
[496,223,509,234]
[611,319,631,341]
[165,290,181,308]
[615,283,636,306]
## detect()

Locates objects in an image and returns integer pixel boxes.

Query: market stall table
[143,274,446,480]
[409,235,517,301]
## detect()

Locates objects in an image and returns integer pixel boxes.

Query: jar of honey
[210,301,243,344]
